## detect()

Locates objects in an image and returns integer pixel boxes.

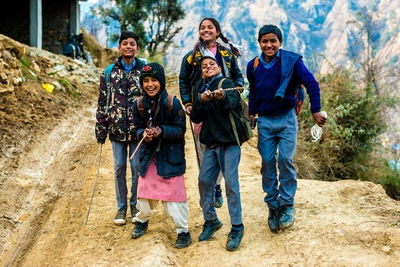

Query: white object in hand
[311,111,327,143]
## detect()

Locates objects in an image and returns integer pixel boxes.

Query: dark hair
[198,17,241,57]
[119,31,139,45]
[199,56,218,67]
[258,25,283,42]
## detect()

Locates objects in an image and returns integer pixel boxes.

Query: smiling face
[201,58,221,81]
[142,76,161,98]
[259,33,282,61]
[118,37,139,58]
[199,19,220,44]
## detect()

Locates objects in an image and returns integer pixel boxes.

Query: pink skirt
[138,157,187,202]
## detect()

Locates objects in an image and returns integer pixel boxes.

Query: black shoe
[268,208,280,233]
[199,219,223,242]
[113,208,127,226]
[174,232,192,249]
[215,185,223,208]
[131,206,139,223]
[226,227,244,251]
[131,220,148,239]
[279,205,295,230]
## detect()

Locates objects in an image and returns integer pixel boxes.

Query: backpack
[217,78,253,145]
[104,63,115,114]
[253,56,305,115]
[104,59,148,113]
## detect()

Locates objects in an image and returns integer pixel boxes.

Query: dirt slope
[0,35,400,266]
[1,81,399,266]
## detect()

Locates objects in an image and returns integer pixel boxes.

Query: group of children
[95,19,326,251]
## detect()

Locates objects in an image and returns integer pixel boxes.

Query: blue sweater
[246,49,321,115]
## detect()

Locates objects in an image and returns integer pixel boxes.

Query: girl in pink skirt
[131,62,191,249]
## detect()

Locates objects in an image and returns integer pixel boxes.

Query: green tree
[93,0,184,53]
[146,0,185,56]
[94,1,147,47]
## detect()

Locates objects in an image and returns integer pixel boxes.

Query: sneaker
[215,185,223,208]
[268,208,279,233]
[131,206,139,223]
[279,205,295,230]
[113,208,127,226]
[174,232,192,249]
[226,227,244,251]
[199,219,223,242]
[131,220,148,239]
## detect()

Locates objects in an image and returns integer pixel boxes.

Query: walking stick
[85,143,103,224]
[189,120,201,170]
[129,132,147,160]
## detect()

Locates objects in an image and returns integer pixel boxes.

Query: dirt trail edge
[2,85,400,267]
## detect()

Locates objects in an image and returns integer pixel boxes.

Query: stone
[32,62,41,73]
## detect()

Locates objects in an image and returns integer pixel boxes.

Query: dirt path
[1,85,400,266]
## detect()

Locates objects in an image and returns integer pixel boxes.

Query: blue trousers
[257,109,298,209]
[111,140,139,210]
[198,144,242,225]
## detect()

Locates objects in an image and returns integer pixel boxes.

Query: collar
[201,74,222,92]
[121,58,136,73]
[259,49,280,69]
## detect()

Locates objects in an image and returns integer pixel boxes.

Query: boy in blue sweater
[247,25,326,233]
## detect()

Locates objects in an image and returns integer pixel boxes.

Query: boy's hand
[249,115,257,129]
[200,90,212,102]
[185,105,192,115]
[312,112,327,127]
[214,89,225,100]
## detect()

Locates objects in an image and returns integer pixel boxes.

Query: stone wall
[42,0,71,54]
[0,0,73,54]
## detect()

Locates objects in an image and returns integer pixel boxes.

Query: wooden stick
[210,87,245,93]
[129,132,147,160]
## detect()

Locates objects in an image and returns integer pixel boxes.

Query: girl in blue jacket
[179,17,244,208]
[131,62,191,249]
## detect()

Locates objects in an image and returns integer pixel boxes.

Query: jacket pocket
[165,143,184,165]
[109,106,125,135]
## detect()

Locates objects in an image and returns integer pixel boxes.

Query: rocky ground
[0,35,400,266]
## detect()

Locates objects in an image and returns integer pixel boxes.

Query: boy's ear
[201,72,205,79]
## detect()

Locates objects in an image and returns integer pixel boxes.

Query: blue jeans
[257,109,298,209]
[111,140,139,211]
[198,144,242,225]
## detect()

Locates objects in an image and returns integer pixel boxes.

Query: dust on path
[2,85,400,266]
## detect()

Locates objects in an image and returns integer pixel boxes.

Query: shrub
[296,67,396,182]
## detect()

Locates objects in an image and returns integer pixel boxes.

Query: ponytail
[218,32,241,57]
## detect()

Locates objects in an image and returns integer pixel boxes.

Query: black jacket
[178,43,244,107]
[133,90,186,178]
[190,76,244,147]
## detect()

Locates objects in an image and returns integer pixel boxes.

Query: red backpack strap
[167,94,173,116]
[137,96,145,117]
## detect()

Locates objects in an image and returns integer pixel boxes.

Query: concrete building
[0,0,86,53]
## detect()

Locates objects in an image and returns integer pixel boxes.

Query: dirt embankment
[0,35,400,266]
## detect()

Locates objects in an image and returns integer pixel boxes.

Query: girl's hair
[198,17,241,57]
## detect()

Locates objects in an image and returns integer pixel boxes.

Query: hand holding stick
[129,132,147,160]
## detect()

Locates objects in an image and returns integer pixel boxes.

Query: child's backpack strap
[137,96,145,117]
[167,94,173,116]
[252,56,259,74]
[104,63,115,113]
